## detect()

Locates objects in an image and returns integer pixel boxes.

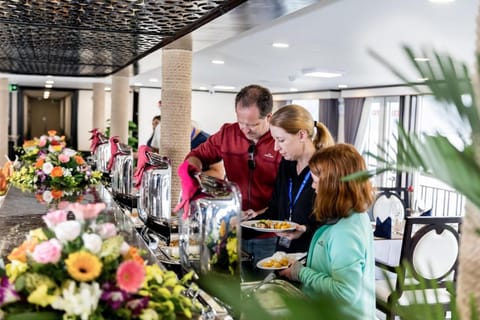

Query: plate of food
[241,219,297,232]
[256,252,305,270]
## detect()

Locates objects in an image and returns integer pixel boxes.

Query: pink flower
[58,153,70,163]
[43,210,68,228]
[407,185,414,192]
[116,260,145,293]
[96,223,117,239]
[38,138,47,147]
[32,239,62,264]
[67,202,106,221]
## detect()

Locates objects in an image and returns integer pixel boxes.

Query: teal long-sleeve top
[298,212,376,319]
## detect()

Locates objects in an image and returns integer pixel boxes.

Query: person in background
[279,143,376,320]
[190,121,209,150]
[150,100,162,153]
[249,104,334,253]
[183,84,282,266]
[146,115,161,147]
[190,121,225,179]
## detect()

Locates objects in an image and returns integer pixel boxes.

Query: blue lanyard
[288,170,312,221]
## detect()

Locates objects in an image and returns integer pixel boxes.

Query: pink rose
[38,138,47,147]
[66,202,106,221]
[58,154,70,163]
[43,210,68,228]
[96,223,117,239]
[32,239,62,264]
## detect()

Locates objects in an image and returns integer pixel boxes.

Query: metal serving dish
[241,279,305,316]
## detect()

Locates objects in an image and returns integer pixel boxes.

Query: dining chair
[375,216,462,320]
[372,188,407,238]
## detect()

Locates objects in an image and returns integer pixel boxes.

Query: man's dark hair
[235,84,273,118]
[152,115,161,121]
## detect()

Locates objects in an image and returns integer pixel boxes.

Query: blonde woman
[248,104,334,253]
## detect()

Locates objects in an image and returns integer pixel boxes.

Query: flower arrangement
[0,202,201,319]
[10,131,102,192]
[18,130,67,165]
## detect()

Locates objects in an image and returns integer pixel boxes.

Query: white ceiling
[2,0,478,94]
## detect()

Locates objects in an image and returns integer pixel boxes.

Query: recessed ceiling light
[338,84,348,89]
[45,84,53,88]
[272,42,289,48]
[303,69,342,78]
[414,57,430,62]
[428,0,455,3]
[211,60,225,65]
[198,86,208,90]
[133,82,143,86]
[105,87,111,91]
[213,85,235,90]
[45,79,54,84]
[289,88,298,92]
[417,77,429,82]
[148,78,159,83]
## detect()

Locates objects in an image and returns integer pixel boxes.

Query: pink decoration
[173,160,200,219]
[133,145,152,188]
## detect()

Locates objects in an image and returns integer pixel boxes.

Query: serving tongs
[146,151,171,168]
[194,173,232,198]
[243,272,276,299]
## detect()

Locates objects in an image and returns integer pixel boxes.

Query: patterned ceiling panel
[0,0,245,77]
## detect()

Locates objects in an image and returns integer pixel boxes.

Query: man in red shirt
[186,84,281,269]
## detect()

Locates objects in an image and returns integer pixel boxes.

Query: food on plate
[260,252,290,268]
[253,219,292,230]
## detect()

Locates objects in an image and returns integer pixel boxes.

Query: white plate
[256,252,307,270]
[241,220,297,232]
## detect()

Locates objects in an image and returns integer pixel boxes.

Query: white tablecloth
[374,238,402,279]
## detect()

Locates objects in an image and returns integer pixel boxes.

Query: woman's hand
[275,224,307,239]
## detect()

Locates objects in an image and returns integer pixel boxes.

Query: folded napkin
[107,136,120,171]
[133,145,152,188]
[374,216,392,239]
[89,129,101,153]
[420,209,432,216]
[173,160,201,220]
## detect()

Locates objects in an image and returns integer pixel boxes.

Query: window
[360,96,401,188]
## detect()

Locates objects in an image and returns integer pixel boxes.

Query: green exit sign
[8,84,17,91]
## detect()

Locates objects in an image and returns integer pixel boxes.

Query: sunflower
[65,251,102,282]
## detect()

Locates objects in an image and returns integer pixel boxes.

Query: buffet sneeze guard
[179,174,242,278]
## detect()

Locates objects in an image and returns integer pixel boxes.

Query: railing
[418,184,465,217]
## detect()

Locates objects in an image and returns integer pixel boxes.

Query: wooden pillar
[456,3,480,318]
[92,82,106,132]
[110,67,131,143]
[0,78,8,166]
[161,34,192,205]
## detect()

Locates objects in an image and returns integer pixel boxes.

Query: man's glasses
[248,143,256,170]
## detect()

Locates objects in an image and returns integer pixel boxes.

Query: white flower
[140,309,159,320]
[54,220,81,242]
[63,168,72,177]
[42,190,53,203]
[42,162,54,174]
[82,233,103,254]
[120,241,130,255]
[63,148,77,157]
[51,281,101,320]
